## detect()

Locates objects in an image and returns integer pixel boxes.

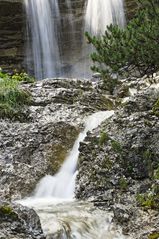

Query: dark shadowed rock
[0,200,45,239]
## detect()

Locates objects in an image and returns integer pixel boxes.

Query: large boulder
[0,200,45,239]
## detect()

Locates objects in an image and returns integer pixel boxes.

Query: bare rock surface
[76,81,159,238]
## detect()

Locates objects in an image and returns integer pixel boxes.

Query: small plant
[102,157,113,170]
[119,177,128,191]
[11,72,35,83]
[0,68,35,83]
[148,232,159,239]
[111,140,122,153]
[152,99,159,117]
[0,70,32,119]
[154,166,159,180]
[99,131,109,145]
[85,0,159,90]
[136,192,159,210]
[0,205,18,220]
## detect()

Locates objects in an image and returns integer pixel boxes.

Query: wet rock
[0,78,114,201]
[76,83,159,238]
[0,200,45,239]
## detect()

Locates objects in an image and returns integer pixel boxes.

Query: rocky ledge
[0,78,115,201]
[76,80,159,238]
[0,76,159,238]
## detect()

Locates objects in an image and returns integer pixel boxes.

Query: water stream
[33,111,114,199]
[21,2,128,237]
[18,111,130,239]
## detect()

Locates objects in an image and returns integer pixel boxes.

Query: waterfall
[18,111,130,239]
[81,0,125,78]
[24,0,125,80]
[24,0,61,80]
[85,0,125,35]
[33,111,114,199]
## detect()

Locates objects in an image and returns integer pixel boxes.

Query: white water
[19,200,129,239]
[85,0,125,35]
[34,111,114,199]
[18,111,132,239]
[81,0,125,78]
[25,0,61,79]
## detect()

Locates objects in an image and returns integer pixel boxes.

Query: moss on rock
[47,124,80,174]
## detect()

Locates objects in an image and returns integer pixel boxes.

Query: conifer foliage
[85,0,159,80]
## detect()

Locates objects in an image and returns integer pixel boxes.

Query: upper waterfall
[25,0,61,80]
[24,0,125,79]
[85,0,125,35]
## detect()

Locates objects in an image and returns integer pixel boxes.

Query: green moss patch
[148,232,159,239]
[152,98,159,117]
[0,205,18,220]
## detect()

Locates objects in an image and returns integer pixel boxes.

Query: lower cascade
[19,111,128,238]
[34,111,114,199]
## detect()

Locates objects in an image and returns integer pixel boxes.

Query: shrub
[0,69,32,119]
[0,68,35,83]
[136,192,159,210]
[85,0,159,91]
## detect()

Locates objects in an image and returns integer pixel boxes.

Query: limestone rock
[76,83,159,238]
[0,78,114,201]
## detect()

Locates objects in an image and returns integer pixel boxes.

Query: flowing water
[34,111,114,199]
[81,0,125,78]
[85,0,125,35]
[24,0,61,79]
[24,0,125,79]
[18,111,130,239]
[22,2,128,237]
[20,199,128,239]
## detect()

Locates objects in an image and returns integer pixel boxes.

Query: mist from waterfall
[25,0,61,80]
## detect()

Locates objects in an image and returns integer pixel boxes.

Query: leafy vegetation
[85,0,159,92]
[119,177,128,191]
[0,68,35,83]
[0,68,32,119]
[111,140,122,154]
[148,232,159,239]
[136,191,159,210]
[98,131,109,145]
[152,98,159,117]
[0,205,18,220]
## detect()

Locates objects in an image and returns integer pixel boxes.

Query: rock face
[0,200,45,239]
[76,80,159,238]
[0,78,114,201]
[0,0,25,71]
[124,0,138,20]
